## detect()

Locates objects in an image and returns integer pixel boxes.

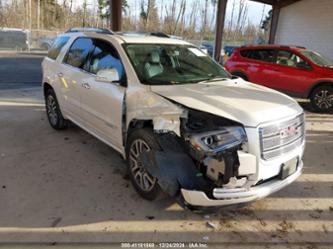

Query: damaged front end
[140,107,257,208]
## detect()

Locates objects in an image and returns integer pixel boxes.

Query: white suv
[42,31,305,209]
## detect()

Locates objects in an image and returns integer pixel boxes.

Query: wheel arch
[43,82,53,97]
[124,119,154,148]
[307,80,333,98]
[230,70,249,81]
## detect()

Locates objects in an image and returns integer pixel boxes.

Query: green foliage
[261,9,272,31]
[98,0,129,19]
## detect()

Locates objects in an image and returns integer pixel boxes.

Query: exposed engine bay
[140,107,256,199]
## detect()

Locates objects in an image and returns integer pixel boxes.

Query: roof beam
[110,0,122,31]
[214,0,228,62]
[249,0,277,5]
[277,0,301,8]
[250,0,302,7]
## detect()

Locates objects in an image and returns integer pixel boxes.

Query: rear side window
[64,38,94,69]
[240,49,276,63]
[240,49,250,58]
[276,50,307,67]
[47,36,70,60]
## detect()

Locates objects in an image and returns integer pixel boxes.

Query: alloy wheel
[47,95,58,126]
[314,89,333,110]
[129,139,157,192]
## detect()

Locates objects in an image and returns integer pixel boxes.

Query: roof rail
[116,31,170,38]
[149,32,170,38]
[65,27,114,35]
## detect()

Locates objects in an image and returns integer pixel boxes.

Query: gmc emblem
[280,126,298,139]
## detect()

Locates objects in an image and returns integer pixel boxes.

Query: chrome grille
[259,114,305,160]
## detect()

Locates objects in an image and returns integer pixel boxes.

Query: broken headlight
[190,126,247,153]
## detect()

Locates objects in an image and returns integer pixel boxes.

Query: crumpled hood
[150,79,303,127]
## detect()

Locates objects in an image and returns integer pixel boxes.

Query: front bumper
[181,160,303,207]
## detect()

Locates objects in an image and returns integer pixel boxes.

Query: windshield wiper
[197,76,229,84]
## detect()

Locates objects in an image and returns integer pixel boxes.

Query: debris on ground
[219,218,233,228]
[206,221,219,230]
[145,215,155,220]
[309,213,321,219]
[51,217,62,227]
[278,220,295,233]
[258,218,267,227]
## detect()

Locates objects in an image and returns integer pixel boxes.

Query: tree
[261,9,272,31]
[139,0,159,31]
[97,0,129,27]
[0,0,4,27]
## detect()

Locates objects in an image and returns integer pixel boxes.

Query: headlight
[190,126,247,153]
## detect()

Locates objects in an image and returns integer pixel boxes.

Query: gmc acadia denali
[42,30,305,209]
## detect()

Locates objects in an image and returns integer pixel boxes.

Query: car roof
[115,34,190,45]
[66,27,114,34]
[239,44,307,51]
[59,31,191,46]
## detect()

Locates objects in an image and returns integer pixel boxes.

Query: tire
[126,129,162,200]
[232,72,248,81]
[310,85,333,113]
[45,88,68,130]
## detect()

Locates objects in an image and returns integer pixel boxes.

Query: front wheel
[310,86,333,113]
[126,129,162,200]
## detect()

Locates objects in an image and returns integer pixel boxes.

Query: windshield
[300,50,333,67]
[123,43,230,85]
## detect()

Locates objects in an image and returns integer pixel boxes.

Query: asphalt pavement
[0,53,44,90]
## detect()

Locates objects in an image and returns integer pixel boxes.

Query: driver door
[79,38,126,150]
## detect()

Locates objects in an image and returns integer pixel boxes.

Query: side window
[240,49,250,58]
[88,39,125,81]
[64,38,93,69]
[276,50,308,67]
[247,49,276,63]
[47,36,70,60]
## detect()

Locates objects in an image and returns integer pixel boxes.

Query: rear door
[60,37,94,122]
[79,38,126,149]
[42,35,71,113]
[241,48,280,88]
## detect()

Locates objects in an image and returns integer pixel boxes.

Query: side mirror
[95,68,120,83]
[296,62,312,70]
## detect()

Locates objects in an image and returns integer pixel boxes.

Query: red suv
[224,45,333,112]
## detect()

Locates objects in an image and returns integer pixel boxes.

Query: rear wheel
[126,129,161,200]
[310,85,333,113]
[45,88,68,130]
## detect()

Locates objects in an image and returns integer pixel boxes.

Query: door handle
[81,83,91,89]
[57,72,63,77]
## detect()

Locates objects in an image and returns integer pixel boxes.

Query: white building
[275,0,333,59]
